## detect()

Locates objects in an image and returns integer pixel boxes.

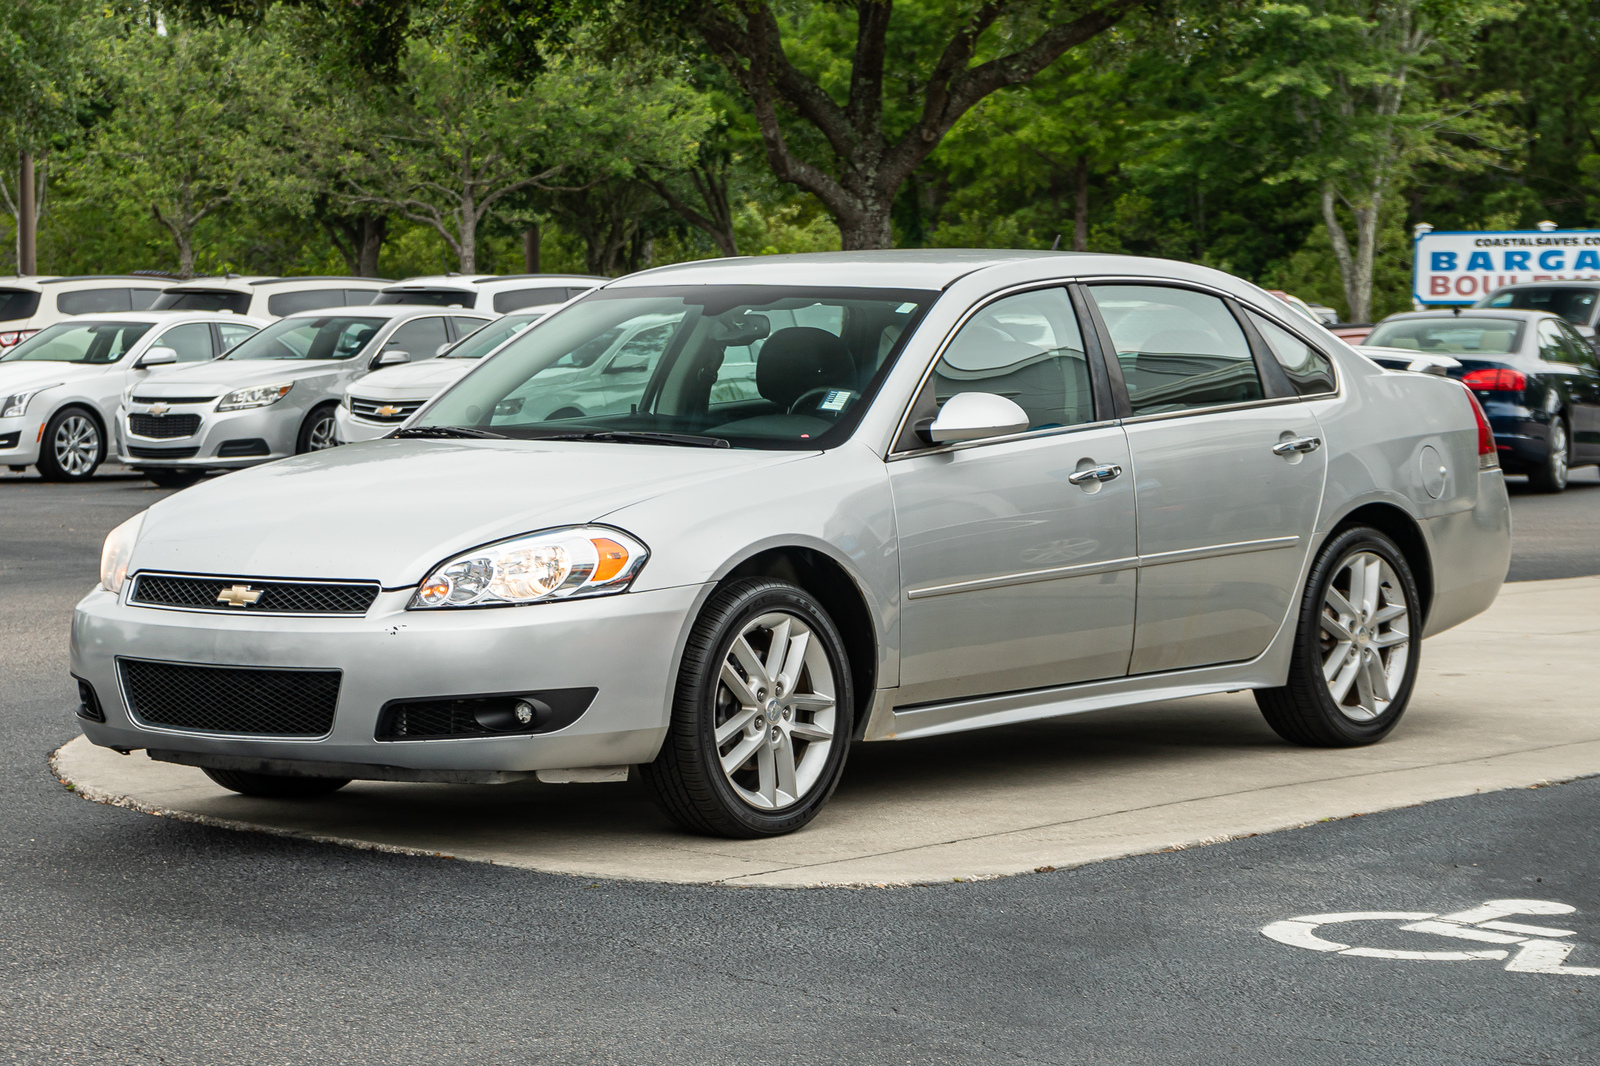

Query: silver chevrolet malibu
[73,251,1512,838]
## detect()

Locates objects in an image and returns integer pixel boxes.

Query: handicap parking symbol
[1262,899,1600,975]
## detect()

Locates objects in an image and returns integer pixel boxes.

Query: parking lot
[3,465,1597,1063]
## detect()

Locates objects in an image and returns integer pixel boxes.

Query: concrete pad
[53,576,1600,887]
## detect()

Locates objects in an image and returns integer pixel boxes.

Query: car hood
[0,360,108,391]
[129,438,809,586]
[136,358,353,395]
[347,359,473,401]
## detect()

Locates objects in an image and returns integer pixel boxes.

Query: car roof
[382,274,605,293]
[606,249,1055,290]
[34,311,271,326]
[162,276,392,293]
[1483,280,1600,290]
[1379,309,1553,322]
[0,275,175,290]
[277,304,491,321]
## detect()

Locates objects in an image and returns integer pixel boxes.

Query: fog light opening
[472,697,552,732]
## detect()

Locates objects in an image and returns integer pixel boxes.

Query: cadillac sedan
[73,251,1511,838]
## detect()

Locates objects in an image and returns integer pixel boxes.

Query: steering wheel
[788,386,855,417]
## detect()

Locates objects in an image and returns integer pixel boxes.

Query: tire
[201,767,351,798]
[641,578,855,838]
[1527,416,1570,493]
[1256,526,1422,747]
[296,404,339,454]
[144,468,204,490]
[35,406,103,482]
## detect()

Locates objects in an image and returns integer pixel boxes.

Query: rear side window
[217,322,257,352]
[129,289,163,310]
[0,289,41,321]
[384,317,450,359]
[1247,311,1336,395]
[493,287,570,313]
[449,316,489,340]
[1536,319,1569,364]
[150,290,252,315]
[57,288,133,315]
[933,288,1094,430]
[1556,321,1598,370]
[151,322,215,362]
[1090,285,1263,415]
[267,289,350,317]
[343,289,379,306]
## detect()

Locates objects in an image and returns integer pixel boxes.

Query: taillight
[0,329,36,348]
[1461,367,1526,392]
[1462,386,1498,469]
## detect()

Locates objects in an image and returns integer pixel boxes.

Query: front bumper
[0,414,40,465]
[71,581,705,772]
[117,402,299,469]
[333,405,398,444]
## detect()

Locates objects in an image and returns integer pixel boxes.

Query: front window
[1480,286,1598,326]
[415,286,935,449]
[442,313,541,359]
[1366,317,1522,354]
[0,321,152,364]
[222,316,386,361]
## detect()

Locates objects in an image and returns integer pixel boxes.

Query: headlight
[216,382,293,411]
[100,511,146,594]
[411,526,648,609]
[1,385,61,418]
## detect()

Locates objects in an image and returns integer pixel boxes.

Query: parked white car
[0,311,266,480]
[117,305,491,486]
[335,310,545,444]
[0,275,176,355]
[374,274,602,314]
[150,276,393,319]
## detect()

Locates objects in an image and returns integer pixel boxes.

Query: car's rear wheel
[1527,416,1570,493]
[296,404,339,453]
[143,468,204,490]
[1256,526,1420,747]
[201,768,351,798]
[641,578,854,838]
[36,407,103,482]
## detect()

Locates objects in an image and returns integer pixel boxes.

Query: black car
[1361,309,1600,491]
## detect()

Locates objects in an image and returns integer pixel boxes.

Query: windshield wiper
[540,430,731,449]
[393,425,506,440]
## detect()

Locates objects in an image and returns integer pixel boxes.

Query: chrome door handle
[1272,436,1322,456]
[1068,463,1123,485]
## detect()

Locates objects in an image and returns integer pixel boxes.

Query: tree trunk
[836,198,894,251]
[1320,184,1361,322]
[18,153,36,275]
[357,215,387,277]
[1072,155,1089,252]
[176,231,195,279]
[523,224,541,273]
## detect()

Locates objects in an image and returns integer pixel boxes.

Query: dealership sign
[1414,228,1600,305]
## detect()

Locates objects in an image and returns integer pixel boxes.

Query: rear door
[1084,282,1326,674]
[1554,320,1600,460]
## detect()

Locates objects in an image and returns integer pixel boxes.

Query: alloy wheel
[1319,550,1411,723]
[1550,420,1569,487]
[306,413,337,451]
[54,415,100,477]
[713,611,838,811]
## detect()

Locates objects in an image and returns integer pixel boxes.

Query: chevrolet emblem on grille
[216,584,263,608]
[149,403,169,416]
[376,404,401,417]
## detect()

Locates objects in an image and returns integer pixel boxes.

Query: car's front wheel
[296,404,339,453]
[1256,525,1421,747]
[36,406,103,482]
[641,578,854,838]
[201,768,351,798]
[1527,415,1570,493]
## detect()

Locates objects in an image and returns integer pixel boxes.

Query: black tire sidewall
[675,580,854,836]
[296,404,338,454]
[37,406,103,481]
[1293,526,1422,743]
[1531,417,1569,492]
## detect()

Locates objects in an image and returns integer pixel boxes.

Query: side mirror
[435,342,454,357]
[137,346,178,369]
[374,349,409,368]
[921,392,1029,444]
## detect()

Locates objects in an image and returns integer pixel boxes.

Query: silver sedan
[73,251,1511,837]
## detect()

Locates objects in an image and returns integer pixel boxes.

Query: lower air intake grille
[376,688,596,740]
[130,573,379,615]
[120,659,340,736]
[129,413,201,439]
[127,445,199,459]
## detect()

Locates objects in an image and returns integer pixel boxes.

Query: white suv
[0,275,175,354]
[150,276,393,320]
[374,274,602,313]
[0,311,267,480]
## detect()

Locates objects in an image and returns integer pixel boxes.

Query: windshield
[443,313,542,359]
[1365,317,1523,355]
[223,315,386,361]
[150,290,251,315]
[1477,286,1598,325]
[416,286,935,449]
[0,321,152,364]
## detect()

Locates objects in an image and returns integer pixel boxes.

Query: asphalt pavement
[1,464,1597,1064]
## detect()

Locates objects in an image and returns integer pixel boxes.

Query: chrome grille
[130,573,380,615]
[120,659,339,736]
[349,397,425,423]
[129,413,201,439]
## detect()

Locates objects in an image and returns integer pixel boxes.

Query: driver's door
[888,287,1137,706]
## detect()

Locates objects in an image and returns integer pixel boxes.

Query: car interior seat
[756,326,857,411]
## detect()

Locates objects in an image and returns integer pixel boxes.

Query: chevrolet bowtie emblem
[376,405,401,417]
[149,403,169,416]
[216,584,262,608]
